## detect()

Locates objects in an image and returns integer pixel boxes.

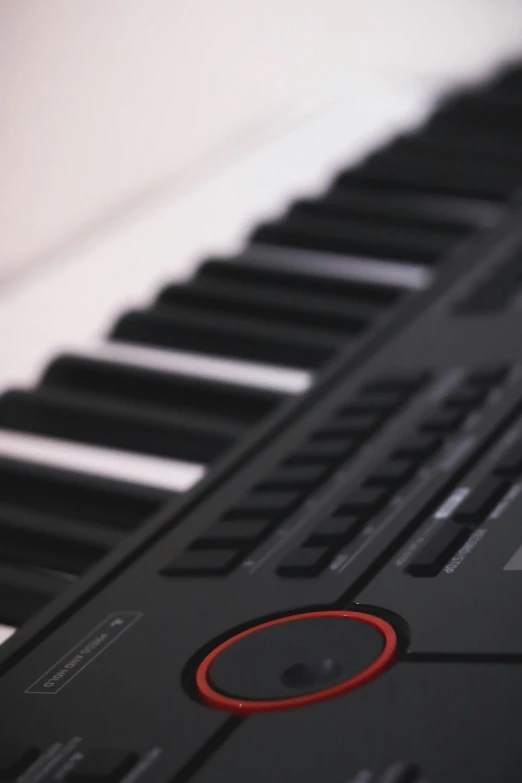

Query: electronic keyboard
[2,59,522,781]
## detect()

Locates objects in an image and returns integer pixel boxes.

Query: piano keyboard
[2,60,522,648]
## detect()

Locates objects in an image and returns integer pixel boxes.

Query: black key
[0,744,40,781]
[335,173,501,228]
[343,151,519,202]
[467,365,511,387]
[423,119,522,163]
[0,564,68,626]
[431,93,522,138]
[308,514,361,543]
[495,440,522,477]
[277,546,331,577]
[198,519,273,545]
[287,196,468,243]
[43,354,279,427]
[226,490,303,520]
[490,68,522,94]
[258,463,330,491]
[0,388,237,464]
[111,307,335,370]
[68,749,138,783]
[393,433,442,460]
[405,522,470,577]
[157,278,375,337]
[384,131,522,178]
[301,187,476,233]
[0,505,121,575]
[37,361,249,447]
[443,386,488,410]
[198,257,401,307]
[337,486,391,516]
[364,458,417,488]
[251,210,454,265]
[0,458,166,531]
[454,477,510,524]
[378,131,522,184]
[161,548,240,577]
[419,408,467,433]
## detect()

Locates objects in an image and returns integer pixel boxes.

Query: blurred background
[2,0,522,285]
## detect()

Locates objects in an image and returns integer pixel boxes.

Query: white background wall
[1,0,522,276]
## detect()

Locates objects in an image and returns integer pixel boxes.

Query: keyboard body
[1,197,522,782]
[3,61,522,783]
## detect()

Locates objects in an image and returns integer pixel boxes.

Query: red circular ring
[196,610,397,715]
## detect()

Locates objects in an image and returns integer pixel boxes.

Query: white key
[0,430,204,493]
[0,624,15,646]
[74,341,313,395]
[245,243,433,291]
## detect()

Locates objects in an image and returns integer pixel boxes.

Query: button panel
[161,371,430,577]
[277,365,511,578]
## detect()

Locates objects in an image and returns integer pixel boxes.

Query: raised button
[419,409,467,433]
[467,365,510,387]
[228,490,302,520]
[294,439,358,463]
[308,514,361,543]
[495,440,522,477]
[0,744,39,781]
[405,522,469,577]
[343,389,406,414]
[364,457,417,488]
[337,486,391,517]
[161,548,240,576]
[199,519,273,544]
[443,386,488,410]
[259,463,330,490]
[68,749,138,783]
[277,546,331,577]
[330,411,385,436]
[393,433,442,460]
[363,372,430,393]
[454,477,510,524]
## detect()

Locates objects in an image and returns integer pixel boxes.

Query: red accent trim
[196,610,397,715]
